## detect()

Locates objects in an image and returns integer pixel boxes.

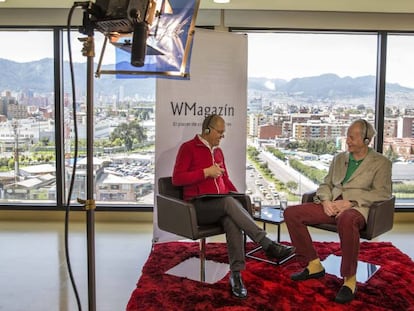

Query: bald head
[201,114,225,147]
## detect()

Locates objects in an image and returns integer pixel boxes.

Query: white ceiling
[1,0,414,13]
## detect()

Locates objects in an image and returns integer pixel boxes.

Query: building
[398,116,414,138]
[258,124,281,139]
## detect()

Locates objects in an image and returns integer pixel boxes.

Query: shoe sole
[230,291,248,299]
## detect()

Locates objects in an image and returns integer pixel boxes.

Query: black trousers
[193,196,267,271]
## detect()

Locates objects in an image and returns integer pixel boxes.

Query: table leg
[277,224,281,243]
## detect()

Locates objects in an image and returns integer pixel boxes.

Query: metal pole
[86,36,97,311]
[374,32,387,153]
[78,8,97,310]
[78,31,97,311]
[12,120,19,183]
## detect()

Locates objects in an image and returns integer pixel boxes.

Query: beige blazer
[316,149,392,221]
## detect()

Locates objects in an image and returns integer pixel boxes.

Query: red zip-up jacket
[172,135,237,201]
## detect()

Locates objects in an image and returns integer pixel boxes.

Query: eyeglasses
[210,126,225,138]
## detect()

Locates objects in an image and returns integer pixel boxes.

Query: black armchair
[302,191,395,240]
[156,176,252,282]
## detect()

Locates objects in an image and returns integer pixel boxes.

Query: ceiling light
[213,0,230,3]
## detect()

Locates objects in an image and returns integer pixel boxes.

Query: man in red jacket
[172,114,295,299]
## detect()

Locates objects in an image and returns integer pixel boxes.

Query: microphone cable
[64,3,85,311]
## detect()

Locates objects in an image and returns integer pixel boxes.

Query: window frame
[0,26,412,212]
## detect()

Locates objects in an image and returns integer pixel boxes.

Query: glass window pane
[0,30,56,203]
[385,34,414,208]
[63,31,155,206]
[246,32,377,205]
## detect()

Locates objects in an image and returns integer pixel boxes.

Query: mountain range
[0,58,156,99]
[1,58,413,100]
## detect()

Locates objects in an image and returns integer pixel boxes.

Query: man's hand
[204,163,225,179]
[332,200,353,216]
[322,200,353,217]
[321,200,339,217]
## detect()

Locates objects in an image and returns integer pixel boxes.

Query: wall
[1,8,414,31]
[0,210,153,222]
[0,210,413,223]
[225,10,414,31]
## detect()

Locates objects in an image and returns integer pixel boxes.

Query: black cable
[65,3,83,311]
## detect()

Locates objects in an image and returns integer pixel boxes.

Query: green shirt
[342,151,369,184]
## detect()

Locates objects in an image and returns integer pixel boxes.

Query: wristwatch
[350,200,358,207]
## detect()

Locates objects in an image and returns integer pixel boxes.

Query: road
[259,150,318,194]
[246,150,318,205]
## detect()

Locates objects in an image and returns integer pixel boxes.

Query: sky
[1,30,414,88]
[0,31,113,64]
[248,33,377,80]
[247,32,414,88]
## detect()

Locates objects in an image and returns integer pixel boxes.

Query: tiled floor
[0,219,412,311]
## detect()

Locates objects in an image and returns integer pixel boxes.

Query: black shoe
[229,271,247,299]
[264,242,296,261]
[335,285,356,304]
[290,268,326,281]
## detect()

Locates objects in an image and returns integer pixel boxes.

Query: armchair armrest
[302,191,317,204]
[156,194,199,240]
[302,190,395,240]
[233,194,253,216]
[363,196,395,240]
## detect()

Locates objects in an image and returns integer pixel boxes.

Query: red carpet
[126,241,414,311]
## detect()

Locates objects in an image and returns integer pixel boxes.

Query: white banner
[154,29,248,242]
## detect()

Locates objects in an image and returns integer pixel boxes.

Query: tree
[110,120,146,151]
[8,158,14,169]
[384,148,399,162]
[40,137,50,146]
[357,104,366,111]
[301,138,337,155]
[247,146,260,160]
[385,107,394,117]
[286,180,298,194]
[287,140,299,149]
[267,146,286,161]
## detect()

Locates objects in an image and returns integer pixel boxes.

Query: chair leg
[199,238,206,282]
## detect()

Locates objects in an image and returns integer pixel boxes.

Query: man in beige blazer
[284,119,392,304]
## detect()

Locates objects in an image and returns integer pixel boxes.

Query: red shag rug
[126,241,414,311]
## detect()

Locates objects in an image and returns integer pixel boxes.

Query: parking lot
[245,162,284,206]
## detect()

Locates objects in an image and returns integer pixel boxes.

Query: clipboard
[193,192,247,200]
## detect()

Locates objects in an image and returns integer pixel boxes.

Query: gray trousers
[193,196,267,271]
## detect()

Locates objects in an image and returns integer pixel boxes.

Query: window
[63,31,156,205]
[0,27,412,210]
[0,30,56,203]
[385,34,414,208]
[245,32,379,205]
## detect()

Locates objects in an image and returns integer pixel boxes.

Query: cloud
[264,80,275,90]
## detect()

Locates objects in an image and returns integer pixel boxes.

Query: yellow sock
[343,275,357,293]
[307,258,324,274]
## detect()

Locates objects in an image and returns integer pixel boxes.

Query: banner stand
[153,29,248,242]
